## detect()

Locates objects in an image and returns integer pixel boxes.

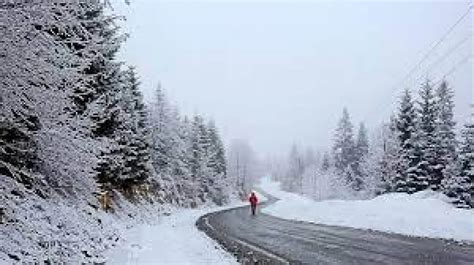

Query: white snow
[107,206,237,265]
[259,177,474,242]
[107,191,267,265]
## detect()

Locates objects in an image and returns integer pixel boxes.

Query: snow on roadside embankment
[107,192,267,265]
[0,174,172,263]
[107,207,237,265]
[259,177,474,242]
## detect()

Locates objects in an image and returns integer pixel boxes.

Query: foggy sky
[115,0,473,157]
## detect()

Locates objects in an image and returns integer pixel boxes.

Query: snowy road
[197,197,474,265]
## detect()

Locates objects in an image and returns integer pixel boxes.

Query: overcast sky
[115,0,472,157]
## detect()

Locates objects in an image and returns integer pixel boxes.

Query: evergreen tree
[177,116,196,205]
[435,81,458,190]
[395,89,428,193]
[355,123,369,160]
[190,115,213,203]
[0,11,41,182]
[0,1,99,192]
[444,115,473,208]
[0,117,39,187]
[207,120,227,176]
[169,108,190,178]
[72,0,125,114]
[91,80,126,190]
[119,67,152,188]
[94,68,152,191]
[378,116,400,192]
[150,84,173,176]
[206,120,228,205]
[417,81,439,189]
[0,1,47,182]
[353,122,369,190]
[148,85,184,204]
[333,108,356,186]
[75,0,137,192]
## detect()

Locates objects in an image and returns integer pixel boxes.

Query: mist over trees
[274,81,472,208]
[227,139,262,199]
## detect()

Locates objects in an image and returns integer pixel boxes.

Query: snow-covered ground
[107,207,237,265]
[107,191,267,265]
[259,177,474,242]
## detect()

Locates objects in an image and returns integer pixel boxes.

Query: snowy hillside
[1,1,260,263]
[0,174,171,263]
[260,177,474,242]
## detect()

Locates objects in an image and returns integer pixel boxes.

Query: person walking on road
[249,192,258,216]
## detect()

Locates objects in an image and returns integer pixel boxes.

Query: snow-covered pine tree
[443,113,473,208]
[377,116,400,192]
[90,79,127,191]
[353,122,369,190]
[74,0,137,192]
[0,117,39,187]
[71,0,125,115]
[161,107,188,205]
[176,115,196,206]
[169,108,190,179]
[207,120,227,176]
[395,89,428,193]
[206,120,229,205]
[435,81,458,191]
[0,0,102,195]
[417,81,439,190]
[333,108,357,187]
[118,67,153,190]
[94,68,152,192]
[190,115,213,203]
[0,2,41,182]
[0,1,55,187]
[148,85,182,204]
[355,123,369,159]
[150,84,173,176]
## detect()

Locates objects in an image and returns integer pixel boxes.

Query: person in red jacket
[249,192,258,216]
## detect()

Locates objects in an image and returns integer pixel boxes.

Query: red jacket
[249,194,258,206]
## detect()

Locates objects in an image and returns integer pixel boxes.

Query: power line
[374,5,473,121]
[432,53,473,86]
[413,33,472,85]
[392,5,472,92]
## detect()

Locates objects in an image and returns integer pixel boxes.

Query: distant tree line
[274,81,472,208]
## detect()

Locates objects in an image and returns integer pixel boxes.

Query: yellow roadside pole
[99,191,111,212]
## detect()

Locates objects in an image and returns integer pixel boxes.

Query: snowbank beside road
[107,191,269,265]
[108,206,238,265]
[259,177,474,242]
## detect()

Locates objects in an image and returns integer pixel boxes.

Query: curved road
[197,197,474,265]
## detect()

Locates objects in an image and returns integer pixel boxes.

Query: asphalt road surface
[197,197,474,265]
